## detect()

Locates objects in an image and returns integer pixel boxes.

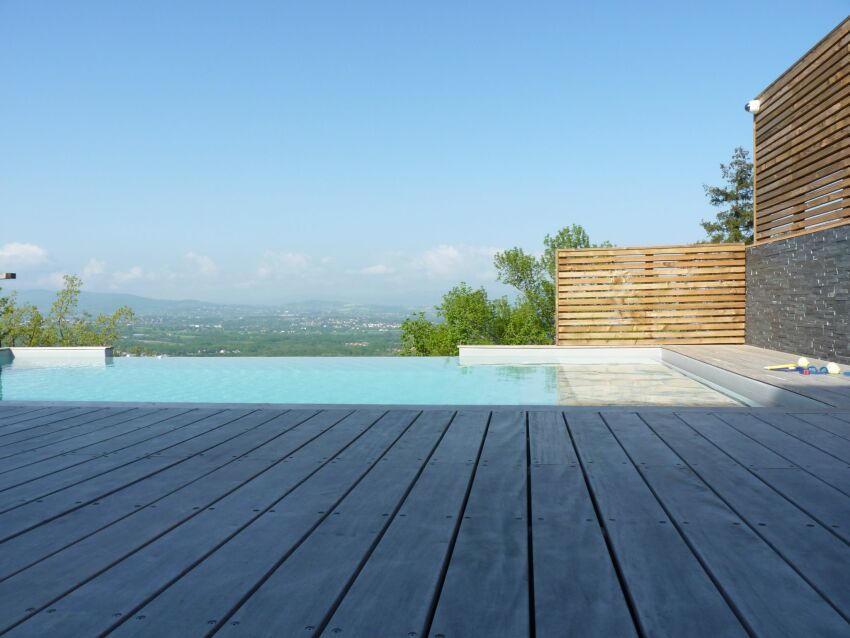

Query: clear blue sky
[1,1,847,305]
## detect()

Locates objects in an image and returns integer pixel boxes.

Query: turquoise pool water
[0,356,741,406]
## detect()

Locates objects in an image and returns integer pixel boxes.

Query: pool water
[0,357,741,406]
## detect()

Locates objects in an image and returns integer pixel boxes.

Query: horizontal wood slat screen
[556,244,746,345]
[753,16,850,243]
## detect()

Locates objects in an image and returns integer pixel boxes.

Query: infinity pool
[0,357,742,406]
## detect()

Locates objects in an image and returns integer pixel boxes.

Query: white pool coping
[0,347,113,365]
[459,345,663,365]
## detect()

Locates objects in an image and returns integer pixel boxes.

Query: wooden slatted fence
[753,16,850,243]
[556,244,746,345]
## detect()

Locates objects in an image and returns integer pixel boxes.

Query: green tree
[0,293,43,347]
[700,147,754,244]
[494,224,612,342]
[0,275,134,349]
[401,225,611,355]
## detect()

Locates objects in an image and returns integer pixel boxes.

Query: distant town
[11,289,412,356]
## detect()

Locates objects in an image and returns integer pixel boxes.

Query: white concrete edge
[1,346,113,362]
[458,345,663,365]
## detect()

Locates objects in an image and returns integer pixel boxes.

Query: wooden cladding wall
[754,16,850,243]
[556,244,746,346]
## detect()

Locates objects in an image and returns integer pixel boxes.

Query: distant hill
[8,289,416,318]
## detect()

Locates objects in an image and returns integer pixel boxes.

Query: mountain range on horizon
[2,288,417,318]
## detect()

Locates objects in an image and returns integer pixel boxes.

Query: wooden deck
[667,344,850,407]
[0,404,849,636]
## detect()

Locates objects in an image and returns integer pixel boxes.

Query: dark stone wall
[746,224,850,363]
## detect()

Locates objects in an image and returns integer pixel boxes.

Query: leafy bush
[400,225,611,355]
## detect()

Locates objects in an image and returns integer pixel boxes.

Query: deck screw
[47,609,56,614]
[305,626,314,631]
[137,615,146,620]
[208,619,217,625]
[231,621,240,626]
[25,608,35,612]
[332,629,342,634]
[408,632,417,637]
[113,612,123,617]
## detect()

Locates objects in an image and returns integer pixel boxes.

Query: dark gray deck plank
[716,412,850,496]
[0,408,195,476]
[0,409,389,635]
[605,411,849,636]
[644,411,850,619]
[428,410,530,638]
[0,410,331,581]
[565,411,746,637]
[0,407,75,429]
[793,412,850,441]
[0,406,51,421]
[529,411,637,637]
[137,411,454,637]
[319,411,489,637]
[0,408,158,458]
[0,409,251,509]
[684,412,850,540]
[0,409,295,540]
[754,413,850,463]
[0,408,106,441]
[1,403,849,637]
[0,408,224,492]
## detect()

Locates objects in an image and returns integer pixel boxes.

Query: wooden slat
[605,412,850,635]
[754,17,850,243]
[428,411,530,637]
[122,411,454,637]
[559,267,745,279]
[560,308,745,319]
[645,411,850,615]
[323,411,490,637]
[565,412,747,636]
[560,317,744,327]
[557,258,746,270]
